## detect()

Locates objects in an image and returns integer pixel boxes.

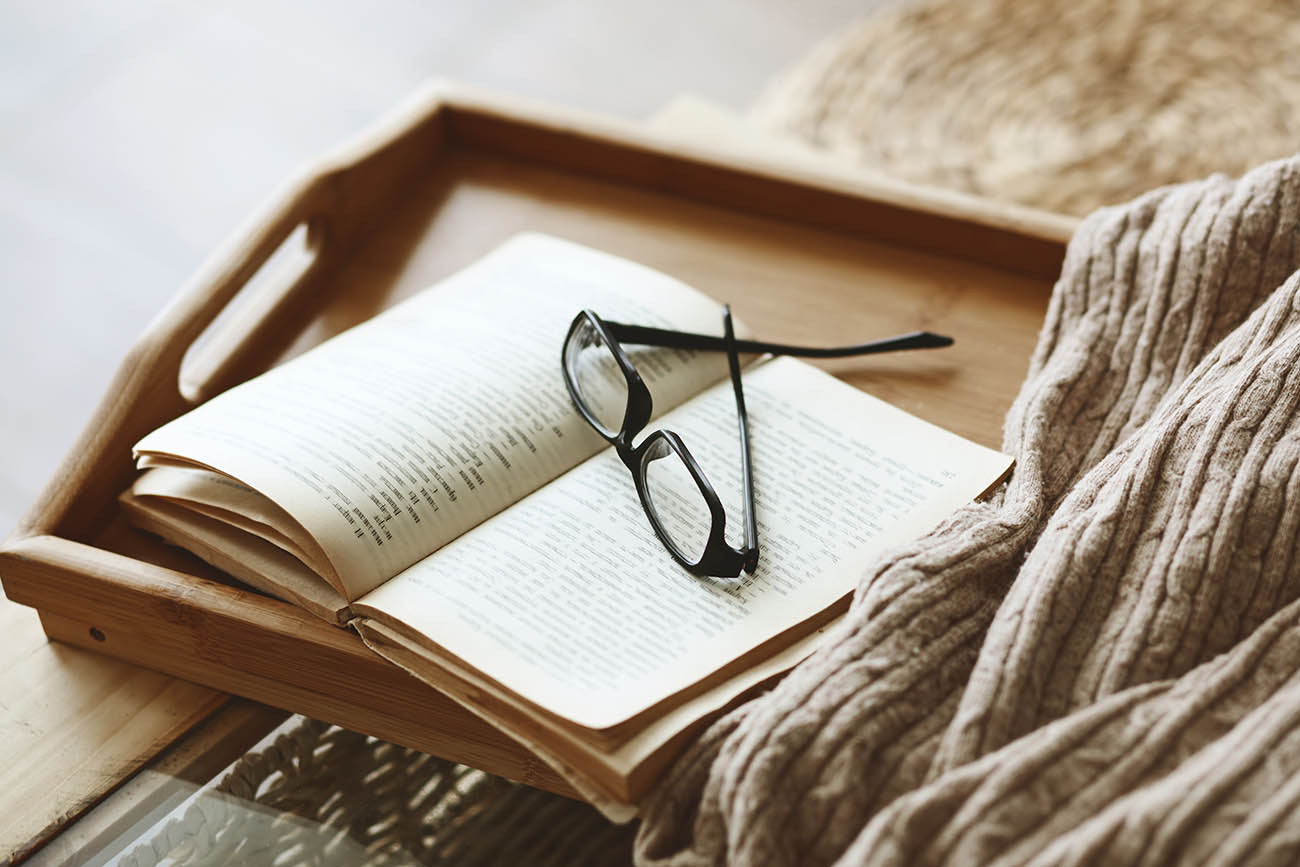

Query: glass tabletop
[30,700,634,866]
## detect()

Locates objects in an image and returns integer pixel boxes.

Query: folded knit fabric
[636,155,1300,866]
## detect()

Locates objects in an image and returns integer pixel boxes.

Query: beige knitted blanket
[636,156,1300,866]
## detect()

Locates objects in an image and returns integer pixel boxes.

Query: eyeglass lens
[565,316,629,437]
[641,438,711,562]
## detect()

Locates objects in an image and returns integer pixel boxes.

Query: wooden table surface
[0,0,881,860]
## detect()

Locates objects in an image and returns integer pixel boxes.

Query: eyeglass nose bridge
[618,423,669,475]
[617,438,642,472]
[617,382,653,446]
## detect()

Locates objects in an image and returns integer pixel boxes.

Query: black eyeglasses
[561,308,953,578]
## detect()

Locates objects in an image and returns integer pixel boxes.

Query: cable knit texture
[635,155,1300,866]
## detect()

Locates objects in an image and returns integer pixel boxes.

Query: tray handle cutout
[178,218,322,404]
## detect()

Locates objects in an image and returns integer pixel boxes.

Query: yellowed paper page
[135,234,739,599]
[120,493,348,622]
[356,358,1012,729]
[131,466,333,582]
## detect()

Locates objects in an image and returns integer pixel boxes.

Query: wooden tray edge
[0,534,576,798]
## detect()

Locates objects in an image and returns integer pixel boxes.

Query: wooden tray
[0,83,1074,800]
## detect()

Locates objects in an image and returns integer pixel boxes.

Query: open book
[121,233,1012,816]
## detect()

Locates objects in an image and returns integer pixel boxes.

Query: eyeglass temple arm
[722,307,760,574]
[603,322,953,357]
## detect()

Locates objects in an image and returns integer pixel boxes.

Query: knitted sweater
[636,155,1300,866]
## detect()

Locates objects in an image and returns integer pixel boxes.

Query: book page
[119,493,349,623]
[131,466,333,577]
[134,234,741,599]
[356,357,1012,730]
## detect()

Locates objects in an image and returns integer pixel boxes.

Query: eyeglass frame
[561,307,954,578]
[562,306,756,578]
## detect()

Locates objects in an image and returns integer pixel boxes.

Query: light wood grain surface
[0,2,886,860]
[0,596,226,863]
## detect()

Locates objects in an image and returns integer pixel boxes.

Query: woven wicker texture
[120,717,634,866]
[753,0,1300,215]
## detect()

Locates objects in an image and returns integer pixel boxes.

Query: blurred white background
[0,0,879,534]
